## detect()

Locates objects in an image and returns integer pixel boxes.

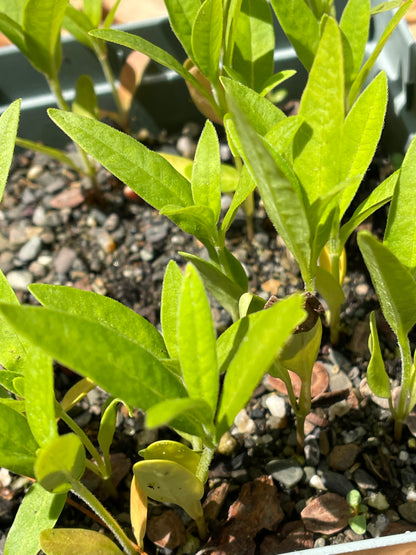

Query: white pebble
[265,394,286,418]
[234,409,256,434]
[309,474,327,490]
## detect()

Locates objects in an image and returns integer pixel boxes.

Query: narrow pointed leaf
[63,5,95,49]
[348,0,412,107]
[22,0,68,78]
[161,261,184,360]
[29,284,167,358]
[130,476,147,550]
[0,304,187,410]
[178,264,218,411]
[339,170,398,247]
[270,0,320,71]
[0,99,20,202]
[223,78,285,137]
[338,72,388,219]
[224,80,312,287]
[15,137,80,172]
[48,109,193,209]
[367,311,391,398]
[164,0,200,58]
[340,0,370,85]
[260,70,296,97]
[384,134,416,272]
[0,13,28,55]
[191,0,222,82]
[371,1,404,15]
[40,529,123,555]
[97,399,119,461]
[72,74,99,120]
[232,0,274,92]
[4,484,66,555]
[89,28,211,103]
[294,17,344,205]
[216,294,305,436]
[357,231,416,337]
[84,0,101,27]
[224,0,243,66]
[221,165,256,234]
[160,204,218,249]
[192,121,221,223]
[180,252,245,321]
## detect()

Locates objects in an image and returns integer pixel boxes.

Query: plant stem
[395,334,413,441]
[93,41,127,126]
[295,375,312,452]
[56,404,108,478]
[196,446,215,484]
[70,477,137,555]
[46,75,96,181]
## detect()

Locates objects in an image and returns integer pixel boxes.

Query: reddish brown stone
[329,443,360,471]
[147,509,186,549]
[301,493,350,534]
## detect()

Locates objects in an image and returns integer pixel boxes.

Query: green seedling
[347,489,368,535]
[358,134,416,441]
[0,260,305,551]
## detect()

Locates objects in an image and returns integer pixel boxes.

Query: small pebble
[217,431,237,456]
[310,474,327,490]
[264,394,286,418]
[266,459,303,488]
[17,236,42,262]
[234,409,256,434]
[398,501,416,523]
[367,492,389,511]
[329,444,360,471]
[6,270,33,290]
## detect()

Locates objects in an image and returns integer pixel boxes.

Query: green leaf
[178,264,218,411]
[0,304,187,410]
[0,13,28,55]
[35,434,85,494]
[15,137,81,173]
[5,483,66,555]
[72,74,99,120]
[191,0,222,82]
[0,402,38,477]
[349,514,367,535]
[0,99,20,203]
[348,0,412,108]
[48,109,193,209]
[370,1,404,15]
[221,165,256,235]
[357,231,416,337]
[224,0,243,66]
[161,205,218,251]
[338,72,388,219]
[224,79,312,288]
[29,284,167,358]
[103,0,122,28]
[139,440,201,475]
[294,17,344,205]
[223,78,285,137]
[97,399,119,464]
[24,348,57,447]
[22,0,68,78]
[260,70,296,97]
[161,261,184,360]
[89,28,212,103]
[340,0,370,86]
[367,311,391,398]
[0,0,26,24]
[40,529,123,555]
[83,0,101,27]
[339,170,398,248]
[231,0,274,92]
[164,0,200,58]
[384,133,416,273]
[133,459,204,520]
[0,369,23,395]
[63,4,95,49]
[146,398,214,440]
[347,489,362,507]
[192,120,221,223]
[216,294,305,436]
[269,0,320,71]
[179,252,245,321]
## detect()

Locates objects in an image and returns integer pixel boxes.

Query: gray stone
[304,439,320,466]
[18,236,42,262]
[54,247,77,275]
[6,270,33,290]
[319,471,354,496]
[266,459,304,488]
[32,205,46,226]
[353,468,378,490]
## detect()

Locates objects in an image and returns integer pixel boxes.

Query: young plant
[0,261,305,551]
[358,133,416,442]
[347,489,368,535]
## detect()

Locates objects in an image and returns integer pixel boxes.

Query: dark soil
[1,124,416,555]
